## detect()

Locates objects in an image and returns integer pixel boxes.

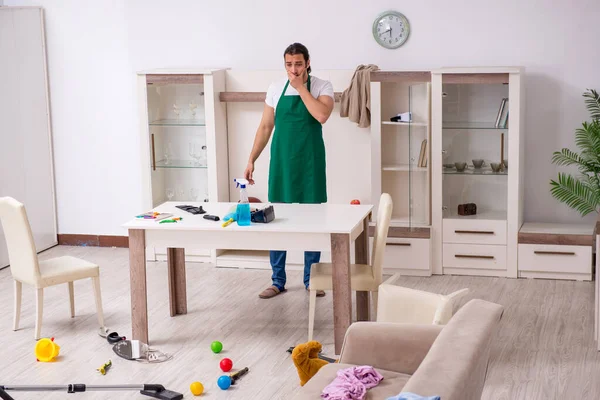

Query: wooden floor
[0,245,599,399]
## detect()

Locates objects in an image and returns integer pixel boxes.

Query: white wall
[5,0,600,234]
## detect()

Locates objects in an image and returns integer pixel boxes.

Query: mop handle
[1,384,162,392]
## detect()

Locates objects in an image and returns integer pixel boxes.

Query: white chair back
[371,193,393,285]
[0,197,42,285]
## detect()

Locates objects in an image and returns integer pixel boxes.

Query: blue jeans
[270,250,321,291]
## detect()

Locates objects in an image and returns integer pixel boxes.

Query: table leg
[129,229,148,344]
[331,233,352,355]
[167,248,187,316]
[355,217,370,322]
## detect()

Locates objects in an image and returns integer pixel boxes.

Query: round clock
[372,11,410,49]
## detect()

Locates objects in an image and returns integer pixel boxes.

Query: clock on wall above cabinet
[372,11,410,49]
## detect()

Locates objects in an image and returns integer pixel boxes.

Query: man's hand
[244,162,255,185]
[288,71,305,90]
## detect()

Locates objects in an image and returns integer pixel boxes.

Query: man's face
[285,54,309,78]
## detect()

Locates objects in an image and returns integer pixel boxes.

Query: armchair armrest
[339,322,443,374]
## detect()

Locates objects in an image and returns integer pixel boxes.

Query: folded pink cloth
[321,366,384,400]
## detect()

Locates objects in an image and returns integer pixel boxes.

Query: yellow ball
[190,381,204,396]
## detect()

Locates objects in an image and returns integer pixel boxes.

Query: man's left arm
[289,73,334,124]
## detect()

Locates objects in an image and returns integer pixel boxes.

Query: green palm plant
[550,89,600,216]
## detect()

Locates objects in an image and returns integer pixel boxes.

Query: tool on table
[97,360,112,375]
[159,217,182,224]
[0,384,182,400]
[221,218,234,227]
[233,178,251,226]
[251,205,275,223]
[175,205,205,215]
[203,215,220,221]
[229,367,249,385]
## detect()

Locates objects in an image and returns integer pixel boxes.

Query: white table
[122,202,373,354]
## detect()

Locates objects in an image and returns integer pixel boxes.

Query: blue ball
[217,375,231,390]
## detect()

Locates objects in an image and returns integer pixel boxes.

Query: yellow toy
[35,337,60,362]
[190,381,204,396]
[292,340,329,386]
[97,360,112,375]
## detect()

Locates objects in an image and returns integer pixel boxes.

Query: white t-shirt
[265,75,334,111]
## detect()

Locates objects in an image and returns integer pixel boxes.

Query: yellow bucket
[35,337,60,362]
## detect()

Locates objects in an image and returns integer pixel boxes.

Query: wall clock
[372,11,410,49]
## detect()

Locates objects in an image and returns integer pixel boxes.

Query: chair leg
[372,291,378,321]
[308,289,317,341]
[13,280,22,331]
[92,277,105,329]
[35,288,44,340]
[68,282,75,318]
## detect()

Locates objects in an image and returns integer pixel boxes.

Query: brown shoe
[306,287,326,297]
[259,285,285,299]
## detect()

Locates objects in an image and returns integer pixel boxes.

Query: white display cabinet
[370,71,433,276]
[431,67,525,277]
[137,69,230,262]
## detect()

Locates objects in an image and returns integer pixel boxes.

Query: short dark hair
[283,42,311,74]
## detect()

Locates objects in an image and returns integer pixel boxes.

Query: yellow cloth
[292,340,329,386]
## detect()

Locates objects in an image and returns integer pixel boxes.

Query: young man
[243,42,335,299]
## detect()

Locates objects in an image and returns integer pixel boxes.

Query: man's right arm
[244,104,275,184]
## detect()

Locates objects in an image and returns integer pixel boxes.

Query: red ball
[220,358,233,372]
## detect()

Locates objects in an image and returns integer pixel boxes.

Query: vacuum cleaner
[0,383,183,400]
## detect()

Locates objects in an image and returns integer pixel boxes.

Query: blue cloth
[270,250,321,290]
[386,393,441,400]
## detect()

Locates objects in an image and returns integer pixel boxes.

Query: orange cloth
[292,340,330,386]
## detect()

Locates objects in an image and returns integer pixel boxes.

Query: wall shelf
[219,92,343,102]
[382,121,428,127]
[383,164,428,172]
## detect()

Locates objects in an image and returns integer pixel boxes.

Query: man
[243,42,335,299]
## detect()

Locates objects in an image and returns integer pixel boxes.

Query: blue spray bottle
[233,178,251,226]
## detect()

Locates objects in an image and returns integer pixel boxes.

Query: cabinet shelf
[443,209,507,221]
[383,164,428,172]
[442,121,507,130]
[382,121,428,127]
[150,119,206,127]
[155,159,207,169]
[443,168,507,176]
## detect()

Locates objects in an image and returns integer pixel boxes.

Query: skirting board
[58,234,129,248]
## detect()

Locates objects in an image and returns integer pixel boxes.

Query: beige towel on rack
[340,64,379,128]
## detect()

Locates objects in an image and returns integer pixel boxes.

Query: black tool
[107,332,126,344]
[175,205,205,215]
[0,384,182,400]
[286,346,337,363]
[230,367,249,385]
[251,205,275,223]
[203,214,220,221]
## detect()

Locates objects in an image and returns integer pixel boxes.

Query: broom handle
[2,384,148,392]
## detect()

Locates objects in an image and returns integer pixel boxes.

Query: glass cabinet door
[378,80,431,227]
[441,80,509,220]
[146,77,209,207]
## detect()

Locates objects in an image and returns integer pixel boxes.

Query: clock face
[373,11,410,49]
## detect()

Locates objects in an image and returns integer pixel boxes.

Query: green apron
[268,75,327,204]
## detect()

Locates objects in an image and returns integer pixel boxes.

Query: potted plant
[550,89,600,216]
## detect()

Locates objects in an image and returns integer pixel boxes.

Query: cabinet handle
[534,251,576,256]
[151,133,156,171]
[455,230,494,235]
[388,243,411,247]
[455,254,495,259]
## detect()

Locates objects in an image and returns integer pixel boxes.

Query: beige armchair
[294,299,504,400]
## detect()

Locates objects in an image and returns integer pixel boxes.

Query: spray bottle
[233,178,251,226]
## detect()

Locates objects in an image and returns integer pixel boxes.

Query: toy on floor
[96,360,112,375]
[189,381,204,396]
[217,375,231,390]
[35,337,60,362]
[0,383,183,400]
[219,358,233,372]
[211,341,223,353]
[291,340,330,386]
